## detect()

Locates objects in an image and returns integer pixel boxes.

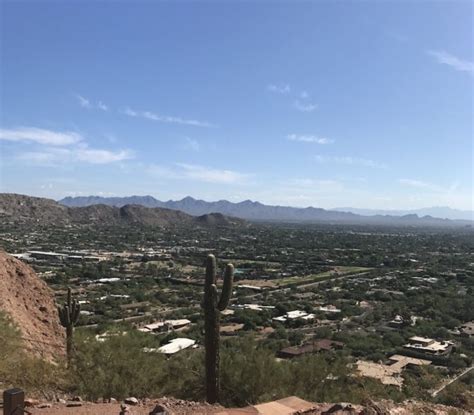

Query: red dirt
[0,251,65,360]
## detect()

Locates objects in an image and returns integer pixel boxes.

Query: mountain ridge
[0,194,246,227]
[58,195,473,227]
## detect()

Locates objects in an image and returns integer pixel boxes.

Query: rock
[66,402,83,407]
[72,396,83,402]
[119,404,130,414]
[24,398,40,407]
[110,398,118,403]
[57,398,67,404]
[37,403,52,409]
[149,404,169,415]
[124,397,139,405]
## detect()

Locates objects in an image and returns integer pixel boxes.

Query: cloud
[76,148,133,164]
[77,95,91,109]
[293,100,318,112]
[97,101,109,111]
[176,163,250,184]
[287,134,334,144]
[4,126,133,165]
[148,163,250,184]
[123,107,215,128]
[398,178,459,194]
[76,95,109,111]
[267,84,291,94]
[18,147,134,165]
[183,137,200,151]
[284,178,344,192]
[18,147,134,166]
[427,50,474,74]
[315,155,388,169]
[0,127,83,146]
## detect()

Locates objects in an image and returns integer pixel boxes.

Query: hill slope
[0,251,65,360]
[0,194,246,227]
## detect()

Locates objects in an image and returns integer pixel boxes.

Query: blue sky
[1,1,472,210]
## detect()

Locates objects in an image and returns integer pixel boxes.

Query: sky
[0,1,473,210]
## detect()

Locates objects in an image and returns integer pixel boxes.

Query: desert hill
[0,194,246,228]
[59,194,474,227]
[0,251,65,360]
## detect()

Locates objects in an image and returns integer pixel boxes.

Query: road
[431,365,474,397]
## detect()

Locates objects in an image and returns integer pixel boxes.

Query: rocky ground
[19,396,470,415]
[0,251,65,360]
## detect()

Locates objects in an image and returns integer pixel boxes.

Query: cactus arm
[205,254,217,286]
[217,264,234,311]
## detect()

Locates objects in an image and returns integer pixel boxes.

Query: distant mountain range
[0,194,246,228]
[332,206,473,221]
[59,195,473,227]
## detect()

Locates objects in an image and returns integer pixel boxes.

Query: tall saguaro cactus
[58,287,80,364]
[203,254,234,404]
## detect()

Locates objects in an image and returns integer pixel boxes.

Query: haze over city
[1,1,472,211]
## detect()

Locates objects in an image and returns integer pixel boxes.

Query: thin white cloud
[284,178,344,192]
[0,127,82,146]
[427,50,474,74]
[77,95,92,109]
[398,178,460,194]
[18,147,134,165]
[287,134,334,144]
[76,94,109,111]
[315,155,388,169]
[76,148,133,164]
[97,101,109,111]
[148,163,250,184]
[176,163,249,184]
[293,100,318,112]
[123,107,215,128]
[267,84,291,94]
[183,137,200,152]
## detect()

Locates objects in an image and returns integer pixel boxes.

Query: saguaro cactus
[203,254,234,404]
[58,287,80,364]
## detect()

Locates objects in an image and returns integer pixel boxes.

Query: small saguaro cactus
[202,254,234,404]
[58,287,80,364]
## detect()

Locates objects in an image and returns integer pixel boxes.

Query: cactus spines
[58,287,80,364]
[203,254,234,404]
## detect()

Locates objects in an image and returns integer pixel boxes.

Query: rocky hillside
[0,194,246,228]
[0,251,65,360]
[26,396,467,414]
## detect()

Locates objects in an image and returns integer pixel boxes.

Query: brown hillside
[0,252,65,360]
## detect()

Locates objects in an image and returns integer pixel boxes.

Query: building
[277,339,344,359]
[403,336,453,357]
[355,354,431,388]
[139,319,191,333]
[459,321,474,337]
[273,310,315,323]
[157,338,196,355]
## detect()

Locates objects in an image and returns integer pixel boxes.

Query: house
[158,338,196,354]
[317,305,341,313]
[403,336,453,356]
[143,338,196,355]
[459,321,474,337]
[277,339,344,359]
[273,310,315,323]
[139,319,191,333]
[355,354,431,388]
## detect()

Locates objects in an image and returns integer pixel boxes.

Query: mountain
[333,206,474,221]
[59,195,473,227]
[0,194,246,227]
[0,251,65,360]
